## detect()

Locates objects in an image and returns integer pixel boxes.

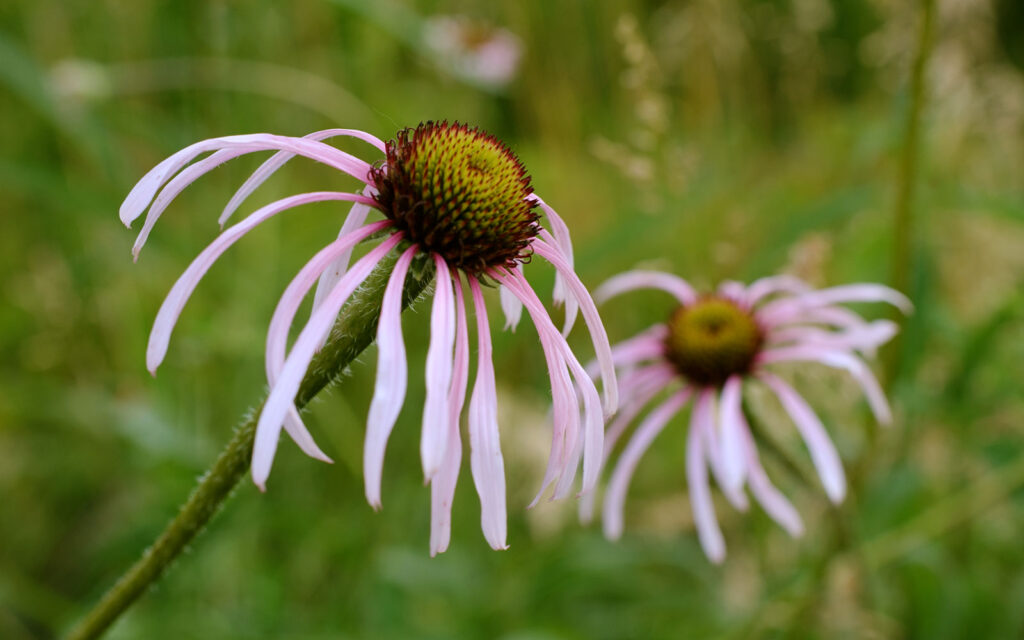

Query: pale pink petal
[759,346,892,425]
[498,264,524,331]
[718,375,747,492]
[282,408,332,463]
[717,280,746,304]
[738,412,803,536]
[421,256,456,480]
[760,372,846,503]
[611,333,669,368]
[745,275,811,308]
[252,232,402,489]
[467,278,508,550]
[487,272,579,507]
[430,273,470,556]
[220,129,385,226]
[764,305,868,332]
[687,403,726,563]
[493,270,582,489]
[311,185,377,316]
[695,390,748,511]
[531,236,618,415]
[602,390,691,539]
[121,134,375,253]
[760,283,913,322]
[579,364,676,523]
[534,197,578,334]
[145,194,380,374]
[363,245,418,509]
[263,221,391,385]
[584,325,668,379]
[133,148,249,258]
[498,269,603,498]
[767,320,898,357]
[594,269,698,306]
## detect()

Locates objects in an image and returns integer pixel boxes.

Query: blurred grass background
[2,0,1024,638]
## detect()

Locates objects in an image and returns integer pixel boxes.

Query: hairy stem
[66,251,434,640]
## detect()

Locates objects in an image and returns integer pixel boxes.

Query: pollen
[664,297,764,387]
[370,121,540,274]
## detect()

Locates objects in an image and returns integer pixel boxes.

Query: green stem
[66,251,434,640]
[886,0,936,381]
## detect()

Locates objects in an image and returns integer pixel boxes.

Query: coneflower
[121,121,617,555]
[582,271,910,562]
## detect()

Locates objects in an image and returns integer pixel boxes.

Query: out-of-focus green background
[3,0,1024,638]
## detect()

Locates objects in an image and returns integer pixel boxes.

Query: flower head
[583,271,911,563]
[120,121,617,555]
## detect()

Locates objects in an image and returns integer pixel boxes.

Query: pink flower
[121,121,617,555]
[583,271,911,562]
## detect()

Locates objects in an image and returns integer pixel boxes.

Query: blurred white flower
[50,58,112,103]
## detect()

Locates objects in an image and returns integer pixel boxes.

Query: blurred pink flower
[120,121,616,555]
[582,271,910,562]
[422,16,523,90]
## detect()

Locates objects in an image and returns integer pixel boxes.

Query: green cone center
[370,121,539,275]
[664,297,763,387]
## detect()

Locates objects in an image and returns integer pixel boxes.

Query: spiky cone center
[664,297,764,387]
[370,121,539,275]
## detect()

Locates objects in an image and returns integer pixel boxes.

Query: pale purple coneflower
[120,121,617,555]
[581,271,911,562]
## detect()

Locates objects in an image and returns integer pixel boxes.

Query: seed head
[371,121,539,274]
[664,297,763,387]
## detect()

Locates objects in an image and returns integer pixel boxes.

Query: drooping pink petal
[497,269,603,498]
[311,185,377,317]
[121,134,376,253]
[764,305,868,333]
[759,346,892,425]
[281,408,333,463]
[718,375,747,492]
[531,236,618,415]
[760,283,913,323]
[133,148,250,257]
[767,320,899,357]
[252,232,402,489]
[467,278,508,550]
[687,401,726,563]
[737,411,803,537]
[579,364,676,523]
[610,331,669,368]
[584,325,668,379]
[498,264,524,331]
[363,245,418,510]
[717,280,746,304]
[421,256,456,480]
[220,129,385,226]
[745,275,811,308]
[490,269,579,507]
[263,220,392,384]
[695,390,748,511]
[594,269,698,306]
[760,372,846,503]
[430,273,470,557]
[534,197,578,334]
[602,389,691,540]
[145,194,382,374]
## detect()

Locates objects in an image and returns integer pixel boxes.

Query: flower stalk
[66,251,435,640]
[886,0,935,380]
